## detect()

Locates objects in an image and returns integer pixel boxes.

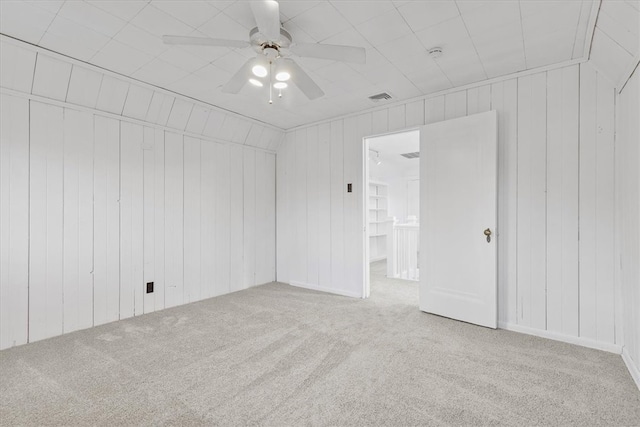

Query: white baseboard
[289,281,362,298]
[622,347,640,391]
[498,322,623,354]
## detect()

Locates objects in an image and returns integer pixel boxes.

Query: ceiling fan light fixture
[249,78,264,87]
[275,71,290,81]
[273,82,287,89]
[252,64,268,77]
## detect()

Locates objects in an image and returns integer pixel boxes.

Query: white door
[419,110,497,328]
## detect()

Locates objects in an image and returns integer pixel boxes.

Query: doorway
[362,111,498,329]
[364,129,420,302]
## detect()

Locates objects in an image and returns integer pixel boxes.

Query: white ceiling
[369,129,419,179]
[589,0,639,87]
[1,0,597,129]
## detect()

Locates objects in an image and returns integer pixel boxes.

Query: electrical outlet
[347,183,352,193]
[146,282,154,293]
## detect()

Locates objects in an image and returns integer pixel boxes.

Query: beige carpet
[1,260,639,426]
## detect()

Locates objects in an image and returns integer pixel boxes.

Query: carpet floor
[1,261,639,426]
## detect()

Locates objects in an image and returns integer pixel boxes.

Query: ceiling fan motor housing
[250,27,292,54]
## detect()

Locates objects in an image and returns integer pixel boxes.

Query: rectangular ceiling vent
[368,92,392,102]
[401,152,420,159]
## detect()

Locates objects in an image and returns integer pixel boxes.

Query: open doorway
[364,129,420,302]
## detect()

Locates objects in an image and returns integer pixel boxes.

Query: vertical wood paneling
[343,116,360,296]
[228,144,243,292]
[164,132,184,307]
[29,102,64,341]
[200,140,216,298]
[306,127,319,286]
[184,136,202,303]
[517,73,547,330]
[143,127,164,313]
[424,96,445,124]
[143,127,156,313]
[214,143,231,296]
[330,120,345,291]
[276,133,292,283]
[595,73,616,343]
[371,109,388,135]
[546,66,579,336]
[357,113,373,296]
[491,79,518,326]
[580,65,598,340]
[405,100,425,127]
[615,69,640,368]
[93,116,120,326]
[388,104,406,131]
[445,91,467,120]
[578,65,616,343]
[292,129,308,284]
[467,85,492,115]
[317,123,332,288]
[265,153,276,281]
[0,95,29,349]
[62,109,94,333]
[1,43,279,345]
[243,147,256,289]
[276,64,620,348]
[119,122,144,319]
[255,151,268,285]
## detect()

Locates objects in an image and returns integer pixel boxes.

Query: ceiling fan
[162,0,366,103]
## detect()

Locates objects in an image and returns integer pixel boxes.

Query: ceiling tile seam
[283,56,588,133]
[518,1,529,70]
[29,52,39,95]
[453,0,489,81]
[0,34,285,132]
[389,2,443,93]
[338,10,426,96]
[617,57,639,93]
[118,83,132,117]
[570,0,590,60]
[89,0,151,23]
[594,22,638,57]
[585,0,603,60]
[63,61,75,103]
[36,0,62,45]
[98,0,155,67]
[600,3,640,36]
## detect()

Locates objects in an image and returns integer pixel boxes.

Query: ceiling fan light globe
[273,82,287,89]
[252,65,268,77]
[275,71,290,81]
[249,78,264,87]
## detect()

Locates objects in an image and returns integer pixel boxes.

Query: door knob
[484,228,492,243]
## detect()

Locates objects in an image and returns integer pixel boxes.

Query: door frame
[362,127,422,299]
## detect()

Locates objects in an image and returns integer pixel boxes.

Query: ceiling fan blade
[250,0,281,42]
[282,58,324,100]
[291,43,366,64]
[221,58,256,94]
[162,35,249,49]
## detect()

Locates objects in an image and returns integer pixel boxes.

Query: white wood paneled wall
[0,38,284,152]
[0,100,276,350]
[0,38,278,349]
[277,62,620,348]
[615,69,640,386]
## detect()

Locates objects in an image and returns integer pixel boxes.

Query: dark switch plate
[347,183,352,193]
[146,282,154,293]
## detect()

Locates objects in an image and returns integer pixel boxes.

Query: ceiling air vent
[401,152,420,159]
[368,92,392,102]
